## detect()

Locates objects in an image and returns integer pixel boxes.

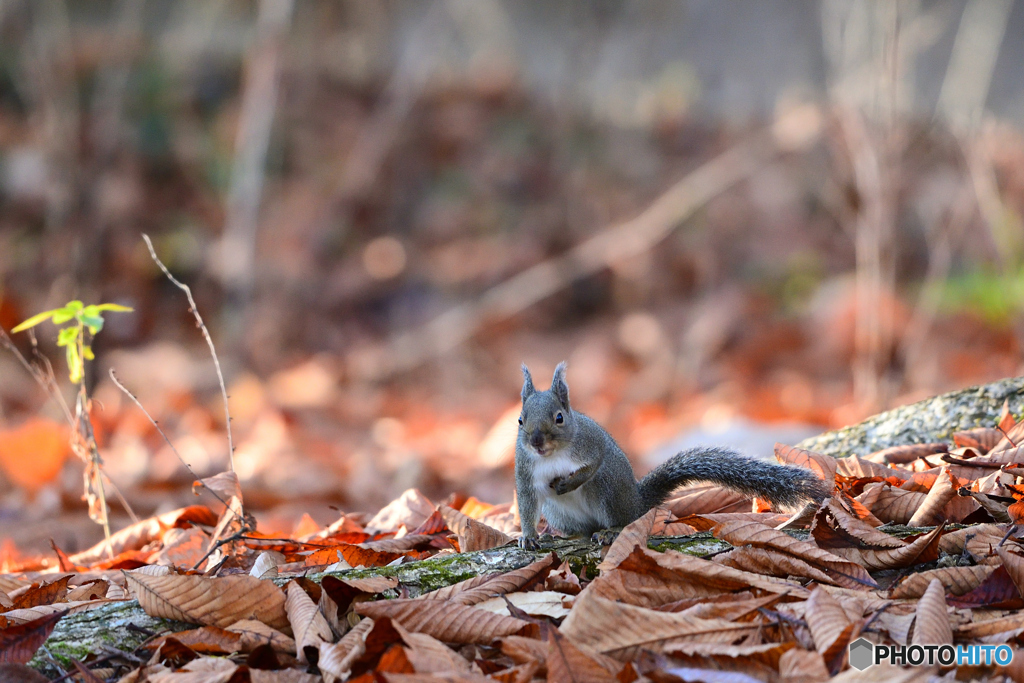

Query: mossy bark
[797,376,1024,458]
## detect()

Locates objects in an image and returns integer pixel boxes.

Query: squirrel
[514,362,829,548]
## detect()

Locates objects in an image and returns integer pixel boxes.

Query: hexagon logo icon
[849,638,874,671]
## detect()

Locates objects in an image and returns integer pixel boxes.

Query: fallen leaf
[475,591,574,619]
[354,599,529,644]
[124,572,289,631]
[0,419,68,494]
[890,565,994,599]
[546,628,620,683]
[437,506,512,552]
[367,489,435,533]
[777,647,830,683]
[0,612,62,664]
[804,587,856,673]
[774,444,836,492]
[598,508,658,572]
[907,467,959,526]
[11,576,70,610]
[559,591,758,660]
[285,581,333,663]
[711,519,876,589]
[910,579,952,645]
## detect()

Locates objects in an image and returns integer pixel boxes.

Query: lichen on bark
[797,376,1024,458]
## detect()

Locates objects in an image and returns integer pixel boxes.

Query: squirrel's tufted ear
[521,364,535,402]
[550,361,570,408]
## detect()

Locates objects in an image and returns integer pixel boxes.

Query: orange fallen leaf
[0,419,68,494]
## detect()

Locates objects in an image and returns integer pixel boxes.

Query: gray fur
[515,362,829,546]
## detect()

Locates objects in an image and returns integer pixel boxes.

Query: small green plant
[11,299,133,557]
[12,300,133,383]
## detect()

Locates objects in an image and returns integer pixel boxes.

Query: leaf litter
[10,413,1024,679]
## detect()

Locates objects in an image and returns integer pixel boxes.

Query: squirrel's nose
[530,431,544,449]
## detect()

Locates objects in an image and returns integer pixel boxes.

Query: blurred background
[1,0,1024,557]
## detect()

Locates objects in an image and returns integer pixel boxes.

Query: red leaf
[0,612,63,664]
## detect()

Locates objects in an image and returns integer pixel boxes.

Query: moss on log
[797,376,1024,458]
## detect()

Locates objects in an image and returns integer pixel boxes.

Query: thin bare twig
[108,368,235,515]
[142,233,235,471]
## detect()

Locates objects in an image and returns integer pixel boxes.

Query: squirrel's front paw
[550,476,570,496]
[591,529,620,546]
[518,535,541,550]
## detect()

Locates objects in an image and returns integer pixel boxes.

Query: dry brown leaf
[997,545,1024,598]
[862,484,926,525]
[712,519,876,589]
[597,507,658,572]
[954,428,1002,453]
[678,512,794,532]
[318,617,374,683]
[663,486,751,516]
[775,443,837,492]
[937,523,1005,556]
[890,565,994,599]
[663,641,794,682]
[910,578,952,645]
[559,591,757,661]
[154,527,210,570]
[475,591,573,619]
[865,443,948,465]
[778,647,830,683]
[437,505,512,552]
[960,489,1011,523]
[71,506,218,566]
[835,456,907,481]
[546,629,619,683]
[225,619,295,653]
[828,525,944,572]
[336,576,399,594]
[193,471,243,504]
[446,554,558,606]
[955,613,1024,639]
[367,489,435,533]
[148,656,237,683]
[1,599,114,624]
[124,572,288,631]
[354,599,528,644]
[907,467,958,526]
[500,634,548,669]
[713,546,838,585]
[249,551,284,580]
[65,581,110,603]
[804,586,856,672]
[249,671,322,683]
[0,612,62,664]
[390,621,472,674]
[417,574,498,602]
[144,627,244,655]
[11,575,70,610]
[285,581,333,663]
[586,546,805,608]
[360,535,436,553]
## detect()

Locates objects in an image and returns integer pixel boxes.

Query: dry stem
[142,233,235,472]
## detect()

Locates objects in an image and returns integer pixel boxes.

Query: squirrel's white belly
[531,449,611,532]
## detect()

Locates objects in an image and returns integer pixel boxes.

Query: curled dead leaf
[910,579,952,645]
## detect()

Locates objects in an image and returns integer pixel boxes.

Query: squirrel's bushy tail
[638,446,830,511]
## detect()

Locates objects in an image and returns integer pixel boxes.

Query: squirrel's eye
[518,417,523,426]
[555,412,564,424]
